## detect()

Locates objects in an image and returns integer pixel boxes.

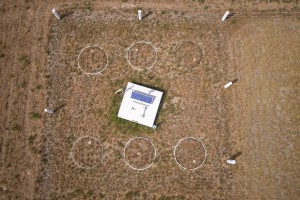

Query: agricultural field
[0,0,299,200]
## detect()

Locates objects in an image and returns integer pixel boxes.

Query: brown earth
[0,0,299,200]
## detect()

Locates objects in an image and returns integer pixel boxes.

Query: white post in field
[44,108,54,114]
[115,88,124,94]
[52,9,61,20]
[138,10,142,21]
[222,11,230,22]
[224,81,233,89]
[226,159,236,165]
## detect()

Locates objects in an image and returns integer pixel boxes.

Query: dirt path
[227,18,300,199]
[0,0,50,199]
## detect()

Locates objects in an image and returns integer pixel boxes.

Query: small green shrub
[231,18,237,25]
[99,193,105,199]
[86,190,94,197]
[125,191,140,199]
[19,55,31,66]
[28,134,37,144]
[30,112,42,119]
[12,124,22,131]
[30,147,41,154]
[17,81,27,88]
[36,85,42,90]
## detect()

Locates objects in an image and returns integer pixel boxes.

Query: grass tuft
[19,55,31,66]
[125,191,140,199]
[36,85,42,90]
[30,112,42,119]
[12,124,22,131]
[28,134,37,144]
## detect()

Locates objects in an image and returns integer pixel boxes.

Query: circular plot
[71,136,103,169]
[124,137,156,170]
[174,41,203,68]
[127,41,157,70]
[174,137,206,170]
[78,46,108,75]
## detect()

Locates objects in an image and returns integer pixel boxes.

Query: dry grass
[0,1,299,200]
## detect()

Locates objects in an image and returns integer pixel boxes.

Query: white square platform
[118,82,163,128]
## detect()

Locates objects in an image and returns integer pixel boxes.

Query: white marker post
[222,11,230,22]
[115,88,124,94]
[226,159,236,165]
[224,81,233,89]
[44,108,54,114]
[52,9,61,20]
[138,10,142,21]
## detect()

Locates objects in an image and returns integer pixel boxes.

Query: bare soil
[0,1,299,200]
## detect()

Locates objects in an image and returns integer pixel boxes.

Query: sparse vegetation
[86,190,94,197]
[19,55,31,66]
[11,124,22,131]
[231,18,237,25]
[1,1,299,200]
[125,191,140,199]
[29,112,42,119]
[36,85,42,90]
[28,134,37,144]
[17,80,27,88]
[99,193,105,199]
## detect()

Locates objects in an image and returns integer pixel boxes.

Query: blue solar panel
[131,91,155,104]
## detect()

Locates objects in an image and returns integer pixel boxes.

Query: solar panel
[131,90,155,104]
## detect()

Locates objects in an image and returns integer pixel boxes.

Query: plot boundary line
[70,136,104,169]
[126,41,157,71]
[173,136,207,170]
[77,45,108,75]
[173,40,204,68]
[124,137,157,171]
[173,41,203,68]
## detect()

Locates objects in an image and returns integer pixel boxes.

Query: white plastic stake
[52,9,61,20]
[138,10,142,21]
[224,81,233,89]
[226,159,236,165]
[44,108,54,114]
[222,11,230,22]
[115,88,124,94]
